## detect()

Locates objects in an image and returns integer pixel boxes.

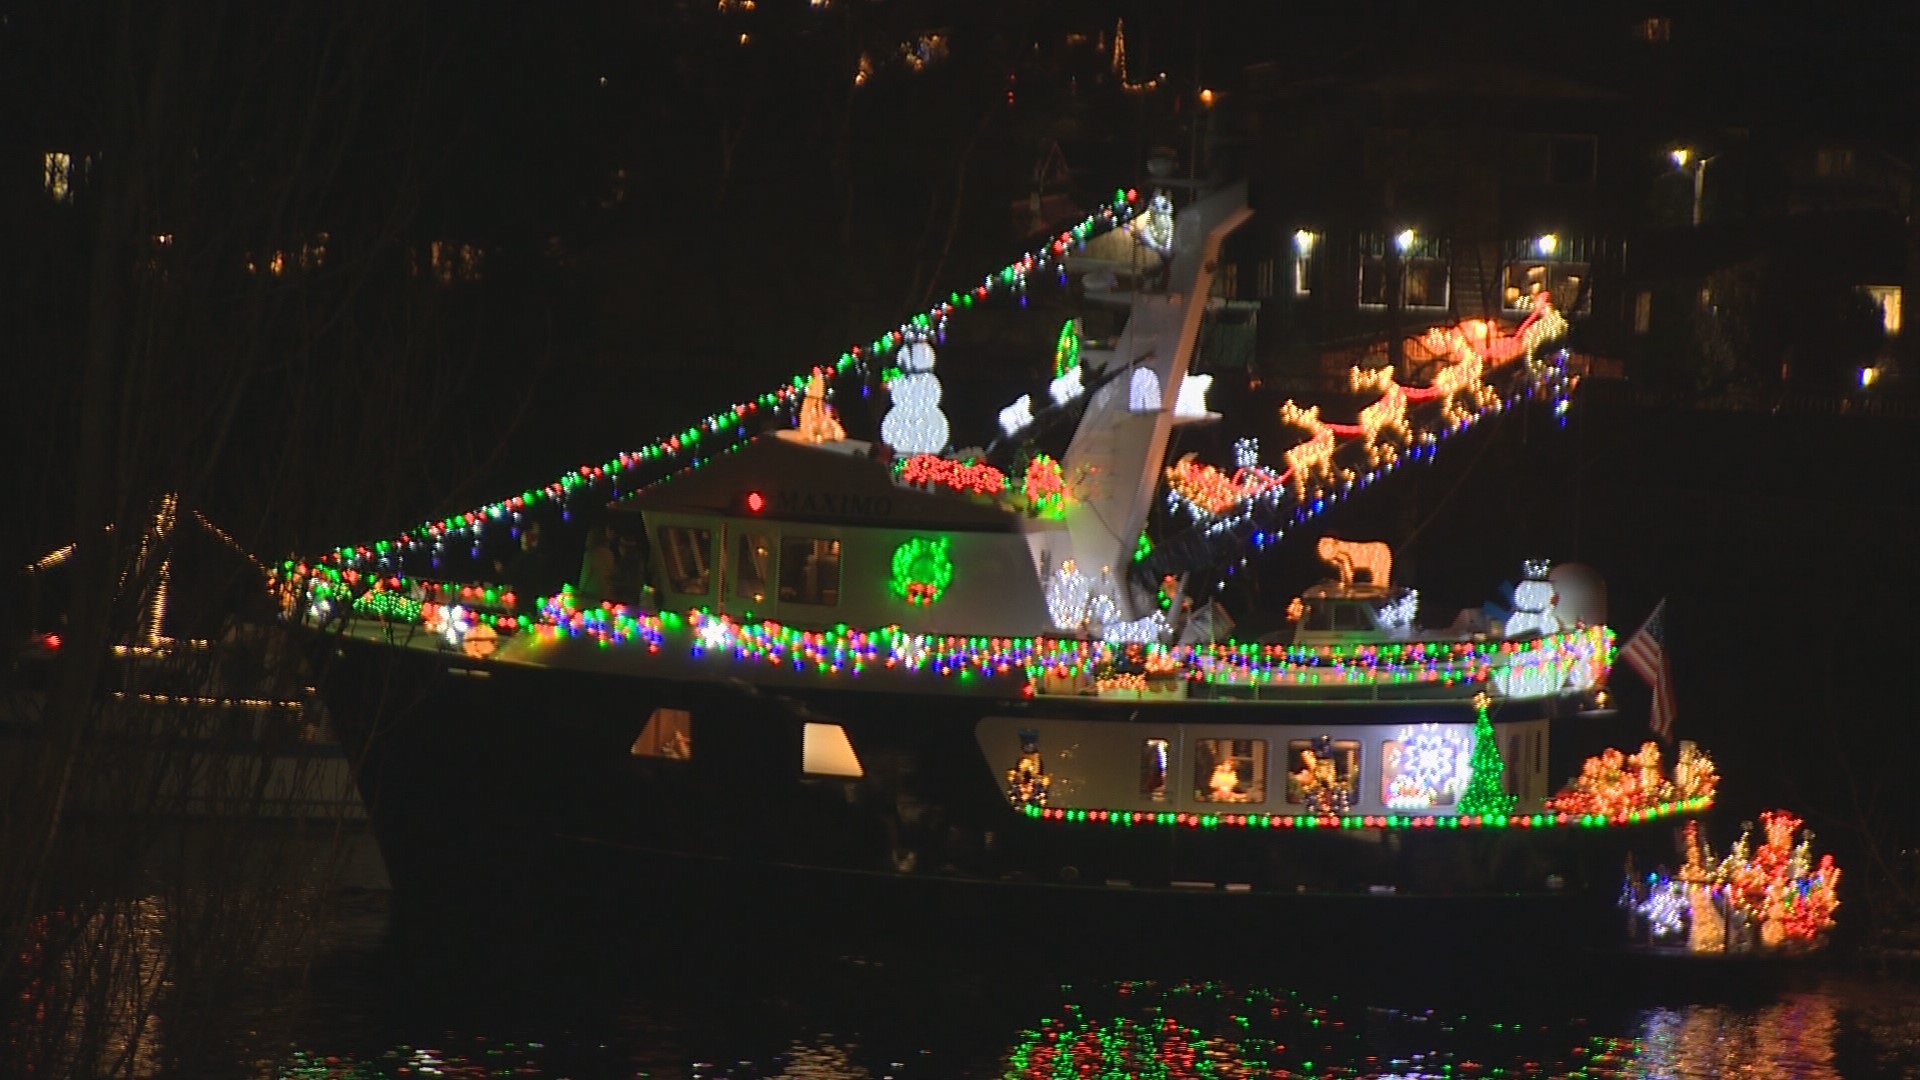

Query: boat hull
[311,625,1662,944]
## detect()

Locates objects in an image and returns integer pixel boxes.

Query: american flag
[1621,599,1675,741]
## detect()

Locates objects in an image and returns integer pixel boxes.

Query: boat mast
[1055,180,1250,619]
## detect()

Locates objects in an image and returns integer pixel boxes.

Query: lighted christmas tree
[1457,698,1516,816]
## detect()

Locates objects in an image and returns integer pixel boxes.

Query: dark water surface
[247,837,1920,1080]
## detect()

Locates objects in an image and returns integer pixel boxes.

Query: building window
[1286,738,1360,806]
[1816,146,1856,179]
[1865,285,1902,336]
[658,526,712,596]
[1633,290,1653,335]
[1140,738,1170,802]
[1358,232,1449,310]
[734,532,773,603]
[1504,235,1591,314]
[1194,738,1266,803]
[779,536,840,605]
[1292,230,1318,298]
[1213,262,1238,300]
[632,707,692,759]
[1636,16,1671,42]
[43,151,73,203]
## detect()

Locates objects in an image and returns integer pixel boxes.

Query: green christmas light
[1457,698,1518,817]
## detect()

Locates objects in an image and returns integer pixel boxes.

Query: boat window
[734,531,773,603]
[1193,738,1266,804]
[1380,731,1468,809]
[1286,738,1360,807]
[659,526,712,596]
[1301,602,1334,632]
[802,722,863,777]
[779,536,840,606]
[631,707,692,760]
[1331,603,1374,632]
[1140,738,1170,802]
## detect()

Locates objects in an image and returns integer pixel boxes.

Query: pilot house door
[725,524,776,614]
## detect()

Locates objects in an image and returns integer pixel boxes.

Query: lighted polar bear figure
[1316,537,1392,588]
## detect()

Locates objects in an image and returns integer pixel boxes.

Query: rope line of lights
[1019,795,1711,831]
[305,192,1141,582]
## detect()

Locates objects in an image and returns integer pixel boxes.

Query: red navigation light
[42,633,61,651]
[745,491,765,513]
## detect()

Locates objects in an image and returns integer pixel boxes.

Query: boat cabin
[615,432,1063,637]
[1289,582,1421,646]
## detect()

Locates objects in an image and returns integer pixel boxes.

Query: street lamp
[1671,147,1715,227]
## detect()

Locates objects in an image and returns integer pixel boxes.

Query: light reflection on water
[265,934,1920,1080]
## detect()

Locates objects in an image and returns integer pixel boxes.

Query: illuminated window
[1636,16,1670,42]
[43,151,72,203]
[1503,235,1591,314]
[1292,230,1318,298]
[1865,285,1902,336]
[658,526,712,595]
[1194,738,1267,804]
[1359,232,1448,310]
[1634,291,1653,335]
[1286,738,1359,805]
[733,532,773,603]
[1140,737,1170,802]
[632,707,692,759]
[778,536,840,605]
[802,722,863,777]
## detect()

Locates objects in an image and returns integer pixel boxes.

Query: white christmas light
[1049,365,1084,406]
[1101,611,1170,644]
[1128,367,1162,412]
[999,394,1035,437]
[1045,561,1092,631]
[1173,373,1213,417]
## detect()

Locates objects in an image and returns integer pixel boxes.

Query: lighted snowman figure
[1504,559,1561,638]
[880,334,948,456]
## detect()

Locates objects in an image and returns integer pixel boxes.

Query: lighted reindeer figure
[1345,365,1410,466]
[1277,401,1340,498]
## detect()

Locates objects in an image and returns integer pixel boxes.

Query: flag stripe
[1621,599,1675,740]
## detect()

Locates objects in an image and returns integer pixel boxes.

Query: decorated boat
[286,178,1718,933]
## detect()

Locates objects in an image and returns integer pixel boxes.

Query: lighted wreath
[890,536,954,605]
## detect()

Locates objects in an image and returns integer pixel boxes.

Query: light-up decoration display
[1549,741,1719,818]
[1049,364,1085,406]
[1165,457,1281,518]
[1128,367,1162,412]
[1024,454,1065,516]
[1019,798,1704,831]
[1006,730,1050,808]
[1457,697,1516,817]
[1053,318,1080,377]
[1503,558,1560,637]
[1290,734,1352,814]
[789,373,845,443]
[518,594,1614,700]
[1172,373,1213,418]
[1141,190,1174,256]
[1314,537,1392,588]
[897,454,1005,496]
[1276,402,1340,497]
[998,393,1034,437]
[1324,366,1409,467]
[879,336,948,455]
[1381,723,1470,809]
[1623,811,1840,953]
[888,536,953,605]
